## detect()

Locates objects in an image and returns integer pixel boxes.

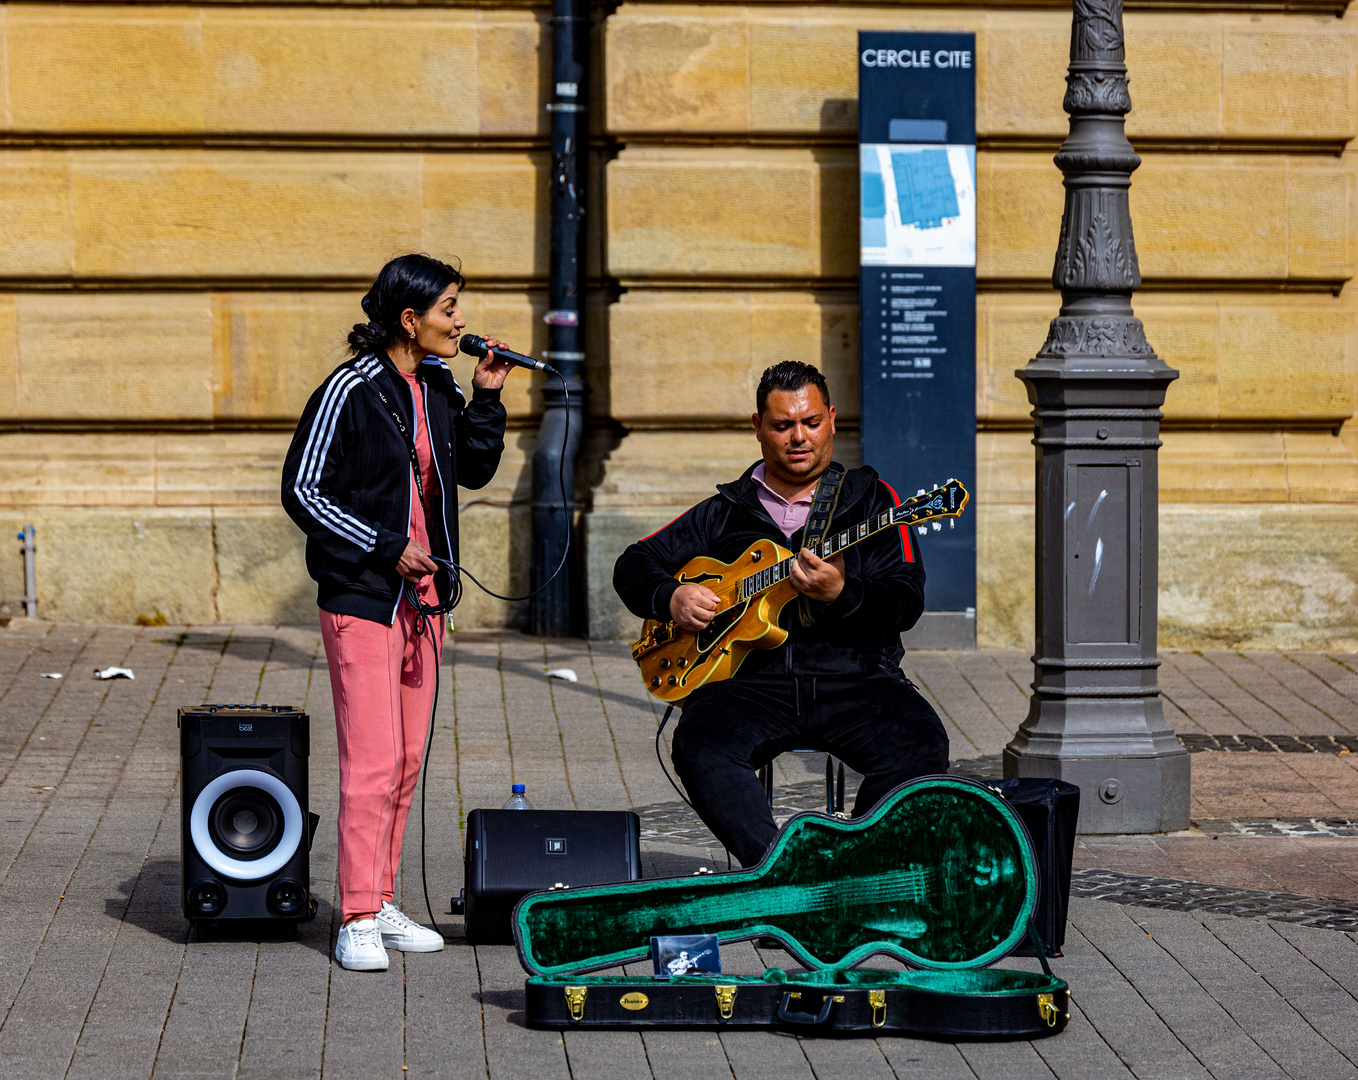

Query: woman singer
[282,254,511,971]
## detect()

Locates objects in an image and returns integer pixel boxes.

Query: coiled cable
[411,371,573,939]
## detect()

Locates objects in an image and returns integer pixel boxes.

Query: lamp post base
[1004,706,1190,833]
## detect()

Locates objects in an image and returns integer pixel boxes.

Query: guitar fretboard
[738,508,906,601]
[736,482,962,602]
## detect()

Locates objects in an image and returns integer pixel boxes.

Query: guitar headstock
[892,479,970,527]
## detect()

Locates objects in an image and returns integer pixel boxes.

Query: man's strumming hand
[670,583,719,632]
[790,548,845,603]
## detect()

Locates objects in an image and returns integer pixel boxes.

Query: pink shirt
[752,463,814,539]
[398,369,440,600]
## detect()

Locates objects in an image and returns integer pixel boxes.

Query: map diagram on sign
[860,144,976,267]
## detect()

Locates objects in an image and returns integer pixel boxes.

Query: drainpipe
[530,0,589,636]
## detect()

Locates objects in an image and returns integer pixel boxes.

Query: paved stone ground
[2,619,1358,1079]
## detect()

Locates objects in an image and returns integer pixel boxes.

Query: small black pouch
[992,778,1080,956]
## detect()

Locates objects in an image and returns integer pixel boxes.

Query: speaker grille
[189,768,303,881]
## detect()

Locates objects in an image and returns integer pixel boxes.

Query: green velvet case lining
[516,777,1039,978]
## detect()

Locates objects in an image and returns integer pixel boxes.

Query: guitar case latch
[564,986,587,1021]
[714,984,737,1020]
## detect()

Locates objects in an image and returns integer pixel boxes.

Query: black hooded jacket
[281,351,506,624]
[612,462,925,679]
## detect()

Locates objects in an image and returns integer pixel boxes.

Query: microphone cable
[405,369,573,628]
[407,368,573,941]
[654,705,692,810]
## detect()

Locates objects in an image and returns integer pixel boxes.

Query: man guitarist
[613,362,949,867]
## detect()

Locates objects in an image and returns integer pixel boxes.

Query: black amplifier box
[458,809,641,945]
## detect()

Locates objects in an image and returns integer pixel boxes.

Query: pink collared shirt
[752,463,814,539]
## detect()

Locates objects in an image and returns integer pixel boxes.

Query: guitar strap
[793,461,846,629]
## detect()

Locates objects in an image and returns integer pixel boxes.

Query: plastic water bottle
[502,783,530,810]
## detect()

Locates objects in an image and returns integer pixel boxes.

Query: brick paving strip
[1070,868,1358,932]
[1196,819,1358,837]
[0,622,1357,1078]
[1180,734,1358,752]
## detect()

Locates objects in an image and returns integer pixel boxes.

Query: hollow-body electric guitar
[632,479,969,702]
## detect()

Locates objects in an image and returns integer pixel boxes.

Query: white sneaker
[335,918,389,971]
[376,901,445,952]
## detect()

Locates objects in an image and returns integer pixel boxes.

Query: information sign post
[858,32,977,649]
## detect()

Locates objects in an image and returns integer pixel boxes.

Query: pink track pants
[320,604,444,921]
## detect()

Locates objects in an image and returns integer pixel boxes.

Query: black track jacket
[281,351,506,624]
[613,462,925,679]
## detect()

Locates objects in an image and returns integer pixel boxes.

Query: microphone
[458,334,559,375]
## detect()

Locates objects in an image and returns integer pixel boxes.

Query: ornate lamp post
[1003,0,1188,832]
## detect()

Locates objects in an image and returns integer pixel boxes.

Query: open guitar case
[514,775,1071,1037]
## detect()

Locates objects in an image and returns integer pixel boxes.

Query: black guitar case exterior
[515,775,1071,1037]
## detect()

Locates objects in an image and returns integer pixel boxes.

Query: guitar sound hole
[695,602,749,653]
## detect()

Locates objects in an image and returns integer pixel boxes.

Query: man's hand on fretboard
[789,549,845,604]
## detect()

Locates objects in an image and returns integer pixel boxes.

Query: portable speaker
[180,705,317,934]
[456,809,641,945]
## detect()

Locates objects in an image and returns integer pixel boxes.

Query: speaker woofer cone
[187,879,227,917]
[266,879,307,916]
[209,788,282,860]
[189,768,303,881]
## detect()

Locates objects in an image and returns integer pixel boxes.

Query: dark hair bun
[347,254,466,356]
[347,320,388,352]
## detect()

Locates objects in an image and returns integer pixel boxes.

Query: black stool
[757,751,846,815]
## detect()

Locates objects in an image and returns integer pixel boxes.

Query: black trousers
[670,674,949,867]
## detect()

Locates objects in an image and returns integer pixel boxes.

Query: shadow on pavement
[153,631,319,672]
[109,859,335,955]
[447,647,660,715]
[475,987,528,1028]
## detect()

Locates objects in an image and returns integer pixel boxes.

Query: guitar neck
[737,503,915,602]
[583,866,935,943]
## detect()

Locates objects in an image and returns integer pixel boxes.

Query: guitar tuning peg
[916,489,925,496]
[949,519,955,529]
[932,521,941,531]
[916,526,927,536]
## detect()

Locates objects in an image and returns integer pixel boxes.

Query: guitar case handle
[777,991,839,1026]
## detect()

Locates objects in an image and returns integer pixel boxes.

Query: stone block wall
[0,1,1354,649]
[587,3,1358,650]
